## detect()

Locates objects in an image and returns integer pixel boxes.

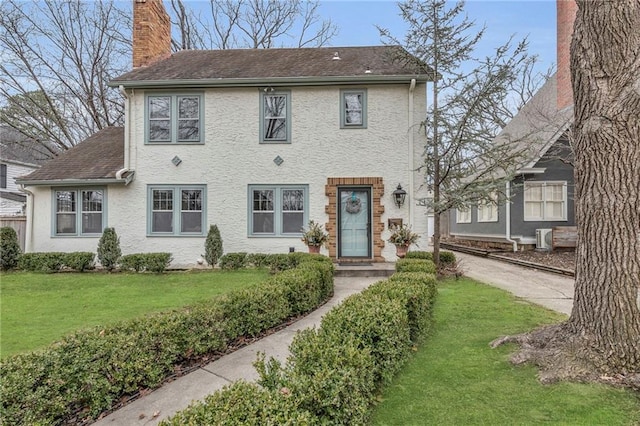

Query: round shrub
[395,258,437,274]
[404,250,433,260]
[0,226,21,270]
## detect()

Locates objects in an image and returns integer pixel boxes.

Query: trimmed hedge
[119,253,173,273]
[395,258,437,274]
[220,251,333,273]
[0,256,334,425]
[165,266,438,425]
[405,250,457,265]
[17,252,95,272]
[0,227,21,271]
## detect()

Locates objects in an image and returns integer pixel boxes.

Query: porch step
[334,262,395,278]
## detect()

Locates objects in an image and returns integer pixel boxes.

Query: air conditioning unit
[536,228,553,250]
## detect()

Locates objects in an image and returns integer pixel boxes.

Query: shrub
[405,250,433,260]
[63,252,95,272]
[395,258,437,274]
[164,381,315,425]
[17,252,65,272]
[119,253,145,272]
[218,252,247,270]
[203,225,223,267]
[0,227,21,271]
[97,228,121,271]
[439,250,457,265]
[119,253,172,273]
[245,253,270,268]
[0,258,333,425]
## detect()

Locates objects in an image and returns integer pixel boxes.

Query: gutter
[16,177,133,186]
[108,74,431,89]
[18,184,33,252]
[118,85,131,181]
[408,78,416,228]
[505,181,518,252]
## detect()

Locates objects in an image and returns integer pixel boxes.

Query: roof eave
[108,74,431,89]
[16,177,131,187]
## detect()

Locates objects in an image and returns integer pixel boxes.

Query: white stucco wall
[28,83,430,266]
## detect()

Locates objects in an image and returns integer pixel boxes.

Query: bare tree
[169,0,337,50]
[493,0,640,389]
[380,0,543,268]
[0,0,131,155]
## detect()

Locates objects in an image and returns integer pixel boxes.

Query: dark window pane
[182,190,202,211]
[152,212,173,232]
[82,190,102,212]
[149,97,171,119]
[264,118,287,140]
[282,212,303,233]
[282,189,303,211]
[253,212,274,233]
[178,120,199,141]
[253,190,273,211]
[179,97,199,118]
[181,212,202,233]
[56,213,76,234]
[56,191,75,213]
[82,213,102,234]
[153,190,173,211]
[150,120,171,141]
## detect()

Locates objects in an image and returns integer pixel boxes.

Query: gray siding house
[447,74,575,250]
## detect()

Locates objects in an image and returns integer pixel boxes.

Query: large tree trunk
[569,0,640,373]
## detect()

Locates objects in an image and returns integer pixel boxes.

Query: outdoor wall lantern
[392,184,407,208]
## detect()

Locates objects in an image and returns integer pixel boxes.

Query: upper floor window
[340,89,367,128]
[260,91,290,143]
[249,185,308,236]
[1,164,6,189]
[456,206,471,224]
[524,181,567,221]
[477,193,498,222]
[148,185,206,236]
[53,188,105,236]
[146,94,203,144]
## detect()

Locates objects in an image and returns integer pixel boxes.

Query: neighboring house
[446,1,577,251]
[17,0,433,267]
[0,127,50,215]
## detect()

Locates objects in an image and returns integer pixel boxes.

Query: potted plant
[388,224,420,258]
[301,220,329,254]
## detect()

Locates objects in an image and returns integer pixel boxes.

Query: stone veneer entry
[325,177,386,262]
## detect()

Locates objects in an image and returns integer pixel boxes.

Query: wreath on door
[345,193,362,214]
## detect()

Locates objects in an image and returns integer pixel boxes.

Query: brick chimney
[133,0,171,68]
[556,0,577,110]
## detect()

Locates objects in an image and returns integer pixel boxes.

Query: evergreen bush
[96,228,121,271]
[203,224,223,267]
[0,227,21,271]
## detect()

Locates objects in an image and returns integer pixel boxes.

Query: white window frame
[248,185,308,236]
[477,193,498,223]
[456,206,471,224]
[260,90,291,143]
[146,93,204,144]
[52,188,106,236]
[147,185,206,236]
[524,181,567,221]
[340,89,367,129]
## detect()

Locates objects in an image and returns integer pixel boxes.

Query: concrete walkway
[94,276,382,425]
[455,252,575,316]
[94,257,575,425]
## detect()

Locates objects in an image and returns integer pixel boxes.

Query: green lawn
[0,269,269,358]
[371,278,640,425]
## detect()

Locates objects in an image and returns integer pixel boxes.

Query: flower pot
[395,244,409,258]
[308,245,321,254]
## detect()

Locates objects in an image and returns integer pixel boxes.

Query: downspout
[18,184,33,252]
[118,85,130,180]
[408,78,416,228]
[505,181,518,252]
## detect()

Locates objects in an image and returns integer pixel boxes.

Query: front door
[338,187,371,258]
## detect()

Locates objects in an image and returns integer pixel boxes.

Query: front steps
[334,262,395,277]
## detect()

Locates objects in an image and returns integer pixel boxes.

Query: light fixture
[392,184,407,208]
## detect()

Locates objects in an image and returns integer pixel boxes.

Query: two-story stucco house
[17,0,433,267]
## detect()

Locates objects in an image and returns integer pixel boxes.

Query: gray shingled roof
[111,46,433,87]
[0,127,54,166]
[493,73,573,169]
[17,127,127,185]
